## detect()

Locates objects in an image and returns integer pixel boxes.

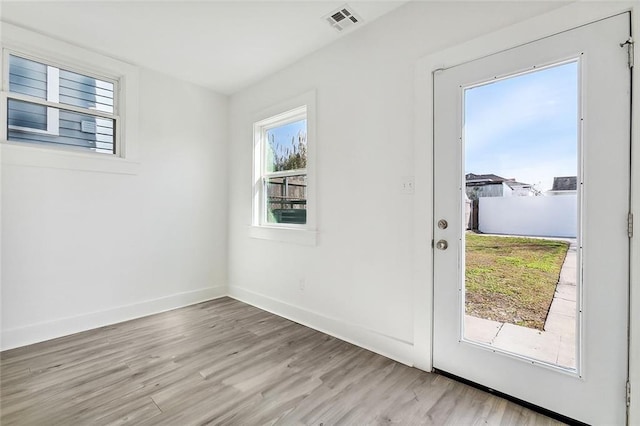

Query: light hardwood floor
[0,297,563,425]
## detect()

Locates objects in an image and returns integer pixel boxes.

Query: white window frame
[257,106,307,229]
[251,90,317,245]
[0,22,139,175]
[3,50,118,154]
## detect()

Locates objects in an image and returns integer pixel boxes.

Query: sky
[464,61,578,192]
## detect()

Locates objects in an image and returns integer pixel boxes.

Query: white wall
[1,59,229,349]
[227,1,567,365]
[479,195,577,237]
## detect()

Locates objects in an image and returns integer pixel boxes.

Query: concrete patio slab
[464,315,502,344]
[554,284,576,301]
[492,323,561,364]
[556,335,576,368]
[558,247,577,286]
[544,312,576,336]
[548,298,576,317]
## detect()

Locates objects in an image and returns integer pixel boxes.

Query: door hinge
[627,380,631,407]
[621,38,634,68]
[629,213,634,238]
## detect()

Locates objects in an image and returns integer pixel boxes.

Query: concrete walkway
[465,240,577,369]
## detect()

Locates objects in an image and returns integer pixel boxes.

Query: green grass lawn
[465,233,569,330]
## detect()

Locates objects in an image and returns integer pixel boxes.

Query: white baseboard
[0,285,226,351]
[228,285,416,367]
[3,285,417,369]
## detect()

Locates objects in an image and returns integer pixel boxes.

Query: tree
[269,131,307,171]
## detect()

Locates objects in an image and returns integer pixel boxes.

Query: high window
[4,52,117,154]
[254,106,308,227]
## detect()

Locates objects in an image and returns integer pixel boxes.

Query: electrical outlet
[299,279,306,291]
[401,176,415,194]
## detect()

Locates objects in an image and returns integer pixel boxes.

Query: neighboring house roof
[466,173,531,188]
[465,173,506,184]
[552,176,577,191]
[466,173,538,196]
[504,180,532,189]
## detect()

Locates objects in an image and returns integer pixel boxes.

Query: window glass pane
[59,69,114,113]
[266,174,307,224]
[265,119,307,172]
[9,55,47,100]
[8,99,47,130]
[7,99,115,154]
[8,54,114,114]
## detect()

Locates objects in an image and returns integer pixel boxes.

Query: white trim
[258,105,306,130]
[248,225,317,246]
[264,168,307,179]
[412,0,637,373]
[0,286,227,351]
[629,6,640,425]
[251,90,317,240]
[5,91,117,120]
[1,143,139,174]
[228,285,415,367]
[0,22,140,173]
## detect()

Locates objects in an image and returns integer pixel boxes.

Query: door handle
[436,240,448,250]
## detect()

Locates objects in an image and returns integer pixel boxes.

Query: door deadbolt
[436,240,448,250]
[437,219,448,229]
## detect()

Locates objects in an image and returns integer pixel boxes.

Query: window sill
[1,142,140,175]
[249,225,317,246]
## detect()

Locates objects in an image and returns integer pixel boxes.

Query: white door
[433,13,630,424]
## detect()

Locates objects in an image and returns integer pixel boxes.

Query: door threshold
[433,369,587,426]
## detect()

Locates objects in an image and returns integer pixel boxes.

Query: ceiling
[1,1,408,94]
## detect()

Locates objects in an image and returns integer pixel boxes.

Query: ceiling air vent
[325,5,362,32]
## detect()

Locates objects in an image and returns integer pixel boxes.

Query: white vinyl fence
[478,194,577,238]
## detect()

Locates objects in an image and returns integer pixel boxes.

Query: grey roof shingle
[552,176,577,191]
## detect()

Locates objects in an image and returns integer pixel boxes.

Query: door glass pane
[463,62,578,370]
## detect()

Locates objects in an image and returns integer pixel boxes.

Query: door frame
[411,1,639,422]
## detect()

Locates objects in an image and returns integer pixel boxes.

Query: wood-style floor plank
[0,297,564,425]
